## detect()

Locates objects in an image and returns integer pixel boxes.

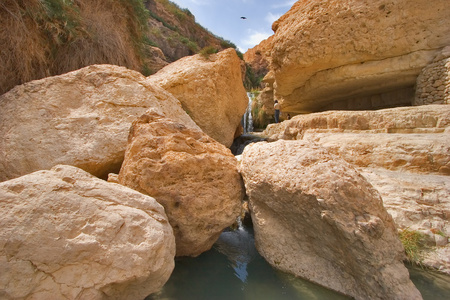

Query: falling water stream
[147,219,450,300]
[243,92,254,135]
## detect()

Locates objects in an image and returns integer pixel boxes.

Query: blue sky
[169,0,296,52]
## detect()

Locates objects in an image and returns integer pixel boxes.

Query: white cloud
[241,29,272,49]
[266,12,282,24]
[190,0,211,5]
[271,0,296,9]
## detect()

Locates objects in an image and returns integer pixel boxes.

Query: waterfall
[243,93,254,134]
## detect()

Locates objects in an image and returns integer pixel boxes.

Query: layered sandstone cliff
[255,0,450,113]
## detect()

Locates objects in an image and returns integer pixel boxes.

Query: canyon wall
[247,0,450,114]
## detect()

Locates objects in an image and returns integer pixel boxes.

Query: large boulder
[147,48,248,147]
[268,0,450,113]
[0,64,198,182]
[118,110,244,257]
[0,165,175,300]
[261,105,450,273]
[240,140,422,300]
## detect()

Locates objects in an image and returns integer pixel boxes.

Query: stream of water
[243,92,254,134]
[147,220,450,300]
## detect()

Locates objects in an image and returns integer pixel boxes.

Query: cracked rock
[0,165,175,300]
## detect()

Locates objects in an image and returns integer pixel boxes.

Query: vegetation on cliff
[0,0,241,95]
[1,0,151,94]
[145,0,239,63]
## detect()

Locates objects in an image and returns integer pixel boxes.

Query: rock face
[144,0,229,64]
[414,46,450,106]
[0,165,175,300]
[147,48,248,147]
[264,105,450,174]
[0,64,198,182]
[268,0,450,113]
[262,104,450,273]
[243,36,273,88]
[118,110,244,257]
[240,140,422,300]
[360,168,450,274]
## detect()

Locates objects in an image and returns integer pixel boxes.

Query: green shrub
[244,63,262,90]
[199,46,218,59]
[399,229,427,265]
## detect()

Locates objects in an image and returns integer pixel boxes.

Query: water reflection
[147,217,450,300]
[407,265,450,300]
[147,222,350,300]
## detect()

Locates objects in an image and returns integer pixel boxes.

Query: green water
[147,224,450,300]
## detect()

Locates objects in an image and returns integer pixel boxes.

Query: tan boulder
[147,48,248,147]
[261,105,450,273]
[118,110,244,257]
[269,0,450,112]
[0,64,198,182]
[0,165,175,300]
[240,140,422,300]
[263,105,450,174]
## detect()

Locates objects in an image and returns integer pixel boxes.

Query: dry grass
[399,229,427,265]
[0,0,149,95]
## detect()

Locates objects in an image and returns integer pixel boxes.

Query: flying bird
[240,16,247,20]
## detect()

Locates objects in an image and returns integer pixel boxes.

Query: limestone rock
[414,46,450,106]
[268,0,450,112]
[118,110,244,257]
[0,64,199,182]
[147,48,248,147]
[361,168,450,274]
[239,140,422,300]
[264,104,450,142]
[261,105,450,273]
[142,46,170,73]
[302,132,449,174]
[0,165,175,300]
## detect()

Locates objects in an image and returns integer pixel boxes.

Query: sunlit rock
[0,64,198,182]
[147,48,248,147]
[0,165,175,300]
[268,0,450,112]
[118,110,244,257]
[262,105,450,272]
[240,140,422,300]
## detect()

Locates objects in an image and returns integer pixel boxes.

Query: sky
[169,0,297,52]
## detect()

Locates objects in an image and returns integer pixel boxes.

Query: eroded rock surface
[0,64,198,182]
[240,140,422,300]
[147,48,248,147]
[0,165,175,300]
[118,110,244,257]
[261,105,450,273]
[268,0,450,112]
[361,168,450,274]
